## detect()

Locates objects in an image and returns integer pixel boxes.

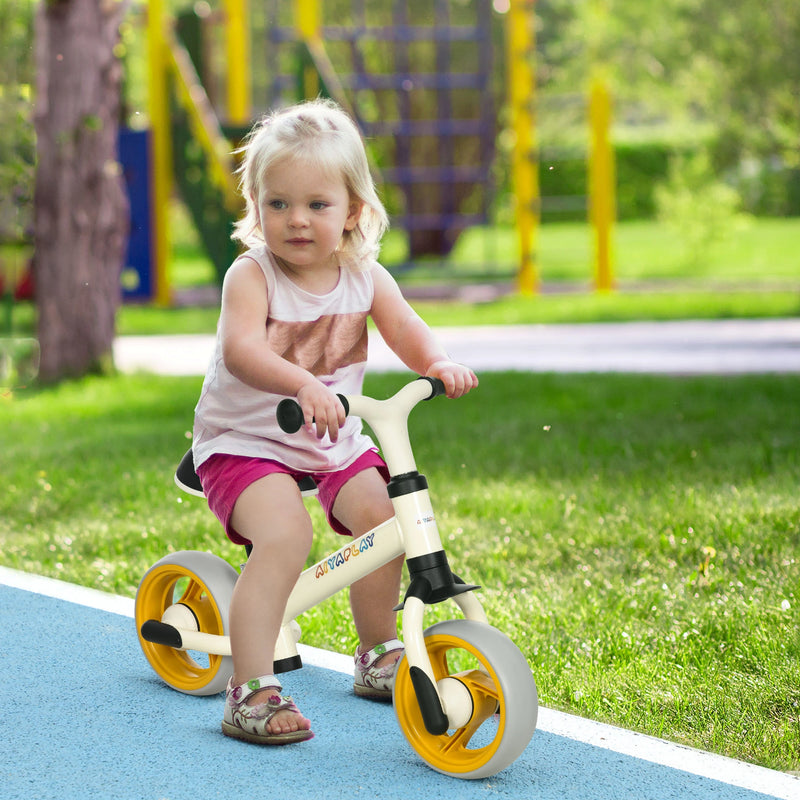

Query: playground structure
[124,0,615,304]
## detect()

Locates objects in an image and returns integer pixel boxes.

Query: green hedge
[538,140,800,221]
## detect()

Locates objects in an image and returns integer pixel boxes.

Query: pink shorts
[195,449,390,546]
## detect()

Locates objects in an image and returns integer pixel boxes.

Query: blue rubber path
[2,574,797,800]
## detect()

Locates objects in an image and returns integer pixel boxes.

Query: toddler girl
[193,98,478,744]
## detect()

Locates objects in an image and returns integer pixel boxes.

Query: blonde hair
[232,99,389,270]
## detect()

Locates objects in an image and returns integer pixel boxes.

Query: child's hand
[296,381,347,441]
[426,361,479,399]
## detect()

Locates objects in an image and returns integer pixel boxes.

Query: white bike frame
[169,378,487,720]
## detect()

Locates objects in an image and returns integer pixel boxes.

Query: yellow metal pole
[507,0,539,296]
[224,0,251,125]
[588,70,615,292]
[165,27,239,212]
[294,0,321,99]
[147,0,172,306]
[295,0,320,40]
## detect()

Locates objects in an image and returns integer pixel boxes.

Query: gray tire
[135,550,237,696]
[393,619,537,778]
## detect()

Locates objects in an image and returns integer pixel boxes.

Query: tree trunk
[33,0,129,382]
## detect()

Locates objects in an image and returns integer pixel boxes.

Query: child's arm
[217,257,346,439]
[370,264,478,398]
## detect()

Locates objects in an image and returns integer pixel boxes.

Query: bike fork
[399,549,487,735]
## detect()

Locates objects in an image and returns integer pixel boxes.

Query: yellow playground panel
[142,0,615,302]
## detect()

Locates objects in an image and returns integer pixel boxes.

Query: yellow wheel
[393,620,537,779]
[135,551,237,695]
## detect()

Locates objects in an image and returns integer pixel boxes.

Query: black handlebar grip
[276,394,350,434]
[421,376,447,398]
[276,398,304,433]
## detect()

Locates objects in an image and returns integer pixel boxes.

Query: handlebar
[276,394,349,434]
[426,376,447,398]
[276,376,446,434]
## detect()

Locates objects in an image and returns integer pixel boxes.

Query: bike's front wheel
[393,619,537,779]
[135,550,237,696]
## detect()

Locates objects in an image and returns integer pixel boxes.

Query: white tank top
[193,246,376,473]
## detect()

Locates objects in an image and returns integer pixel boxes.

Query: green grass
[112,287,800,336]
[395,217,800,284]
[5,216,799,337]
[123,214,800,333]
[7,284,796,339]
[1,371,798,771]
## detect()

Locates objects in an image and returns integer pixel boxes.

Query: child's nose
[288,206,309,227]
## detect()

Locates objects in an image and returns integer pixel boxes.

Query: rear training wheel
[393,619,537,779]
[135,550,237,695]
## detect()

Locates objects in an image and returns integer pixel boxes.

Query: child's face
[257,157,362,271]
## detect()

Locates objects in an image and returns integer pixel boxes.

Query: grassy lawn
[113,286,800,336]
[1,371,798,772]
[393,217,800,284]
[123,214,800,333]
[5,216,799,337]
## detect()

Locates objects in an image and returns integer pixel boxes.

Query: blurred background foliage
[2,0,799,255]
[0,0,35,248]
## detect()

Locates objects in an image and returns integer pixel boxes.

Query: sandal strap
[256,693,302,721]
[355,638,404,670]
[228,674,282,704]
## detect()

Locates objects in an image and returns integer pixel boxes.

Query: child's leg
[331,467,404,665]
[228,472,313,734]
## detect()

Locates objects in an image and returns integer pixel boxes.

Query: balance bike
[135,376,537,779]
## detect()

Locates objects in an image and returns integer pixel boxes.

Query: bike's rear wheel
[393,619,537,779]
[135,551,237,695]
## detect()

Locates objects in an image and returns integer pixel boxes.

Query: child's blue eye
[267,199,286,210]
[310,201,328,210]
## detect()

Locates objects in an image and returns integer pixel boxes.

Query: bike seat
[175,449,205,497]
[174,449,318,498]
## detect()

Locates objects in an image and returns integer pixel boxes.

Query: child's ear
[345,200,364,231]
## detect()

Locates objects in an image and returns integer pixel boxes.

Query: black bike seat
[174,449,318,498]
